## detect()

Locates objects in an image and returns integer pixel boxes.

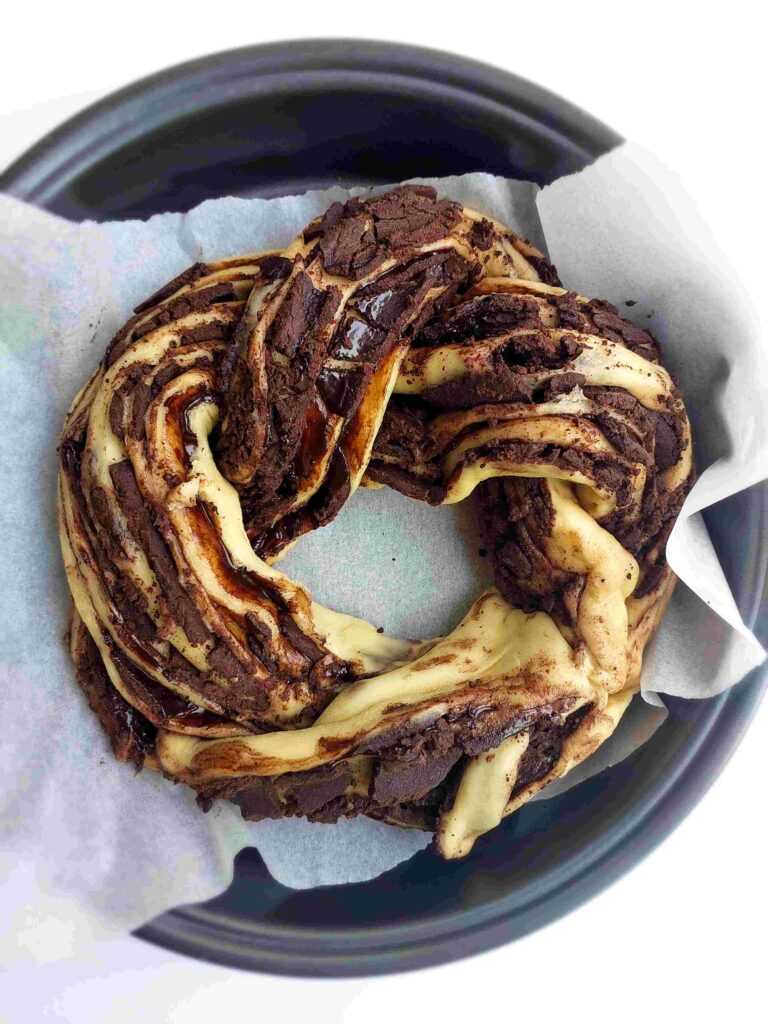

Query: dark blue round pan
[3,39,764,977]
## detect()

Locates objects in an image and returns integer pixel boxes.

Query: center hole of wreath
[276,484,496,640]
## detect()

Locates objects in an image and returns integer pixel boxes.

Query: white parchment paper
[1,144,765,962]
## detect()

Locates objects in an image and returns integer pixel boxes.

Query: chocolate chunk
[361,715,457,759]
[105,317,144,368]
[216,350,269,484]
[469,218,495,251]
[371,398,435,463]
[207,643,251,684]
[282,763,353,816]
[306,446,352,527]
[476,477,579,620]
[525,253,561,286]
[256,255,293,281]
[366,185,461,249]
[128,382,152,441]
[653,412,681,470]
[309,199,378,278]
[303,199,344,241]
[110,366,154,435]
[372,748,462,804]
[535,372,587,400]
[252,444,352,558]
[228,763,353,821]
[278,611,326,664]
[70,622,156,768]
[584,299,660,362]
[420,293,542,344]
[501,331,582,371]
[357,251,468,299]
[109,460,211,646]
[108,643,197,725]
[365,461,444,504]
[63,455,165,653]
[457,702,549,757]
[328,252,474,364]
[232,779,284,820]
[463,439,634,509]
[109,390,125,440]
[593,413,650,465]
[223,276,341,498]
[177,321,232,346]
[329,317,387,360]
[133,282,237,340]
[554,292,592,333]
[245,613,279,673]
[356,284,419,332]
[133,263,210,314]
[422,372,536,409]
[103,566,157,643]
[634,561,667,599]
[305,186,462,280]
[511,704,591,793]
[317,365,372,417]
[583,385,654,431]
[267,272,338,359]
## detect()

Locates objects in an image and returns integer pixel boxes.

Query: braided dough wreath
[58,186,693,859]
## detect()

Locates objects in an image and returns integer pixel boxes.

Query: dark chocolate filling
[197,702,593,832]
[70,622,156,769]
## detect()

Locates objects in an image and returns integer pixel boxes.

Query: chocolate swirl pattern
[58,186,693,859]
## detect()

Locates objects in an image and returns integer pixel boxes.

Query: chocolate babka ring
[58,186,693,859]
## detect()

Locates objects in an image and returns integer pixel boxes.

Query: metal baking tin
[3,39,764,977]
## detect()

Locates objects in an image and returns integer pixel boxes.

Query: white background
[1,2,765,1021]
